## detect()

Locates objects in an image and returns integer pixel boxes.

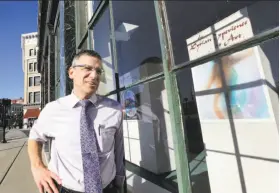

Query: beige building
[21,32,41,128]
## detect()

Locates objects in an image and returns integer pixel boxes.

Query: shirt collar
[69,90,98,108]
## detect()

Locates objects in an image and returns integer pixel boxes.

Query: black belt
[58,185,83,193]
[55,181,115,193]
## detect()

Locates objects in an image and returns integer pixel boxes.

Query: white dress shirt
[29,93,125,192]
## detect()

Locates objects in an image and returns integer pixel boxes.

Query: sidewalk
[0,129,39,193]
[0,130,171,193]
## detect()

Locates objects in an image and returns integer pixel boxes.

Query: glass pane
[176,38,279,193]
[111,1,163,87]
[34,76,40,86]
[166,1,279,65]
[92,8,116,95]
[29,77,33,87]
[34,62,37,72]
[259,38,279,93]
[29,92,33,104]
[29,63,33,72]
[76,1,88,44]
[34,92,40,103]
[120,78,179,192]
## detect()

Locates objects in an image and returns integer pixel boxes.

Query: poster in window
[186,8,270,119]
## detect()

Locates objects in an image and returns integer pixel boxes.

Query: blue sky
[0,1,37,99]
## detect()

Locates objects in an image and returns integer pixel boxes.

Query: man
[28,50,125,193]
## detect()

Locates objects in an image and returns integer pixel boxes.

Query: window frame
[34,76,41,86]
[29,62,34,72]
[28,92,34,104]
[34,62,37,72]
[34,91,41,103]
[29,77,33,87]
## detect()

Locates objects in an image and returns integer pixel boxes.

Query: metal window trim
[74,0,81,50]
[88,0,108,30]
[104,71,165,97]
[87,28,93,50]
[108,0,118,74]
[77,31,89,50]
[108,0,121,102]
[77,0,108,50]
[53,8,60,34]
[154,1,192,193]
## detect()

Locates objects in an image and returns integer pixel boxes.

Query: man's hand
[31,165,62,193]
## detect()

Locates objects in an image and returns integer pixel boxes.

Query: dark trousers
[49,181,118,193]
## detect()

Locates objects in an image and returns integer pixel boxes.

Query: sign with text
[187,8,254,60]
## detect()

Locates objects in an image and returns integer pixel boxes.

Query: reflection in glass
[192,45,276,119]
[92,8,116,95]
[111,1,163,86]
[121,77,179,192]
[177,39,279,193]
[176,68,211,193]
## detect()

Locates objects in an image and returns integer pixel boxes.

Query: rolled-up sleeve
[29,104,50,142]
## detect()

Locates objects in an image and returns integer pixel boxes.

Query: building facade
[21,32,41,128]
[9,98,23,116]
[37,1,279,193]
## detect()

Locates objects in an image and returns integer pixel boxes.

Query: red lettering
[190,37,212,52]
[217,20,247,41]
[224,33,242,46]
[191,20,247,50]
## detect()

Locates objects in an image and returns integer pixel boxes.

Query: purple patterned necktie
[80,100,102,193]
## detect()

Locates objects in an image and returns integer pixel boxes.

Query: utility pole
[0,98,11,143]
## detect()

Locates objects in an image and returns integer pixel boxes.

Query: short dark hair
[72,50,102,66]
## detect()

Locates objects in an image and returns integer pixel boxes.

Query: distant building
[21,32,41,128]
[9,98,23,116]
[11,98,24,105]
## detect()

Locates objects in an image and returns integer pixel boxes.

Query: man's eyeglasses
[72,64,104,75]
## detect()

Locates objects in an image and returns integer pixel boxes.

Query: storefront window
[167,2,278,192]
[165,1,278,65]
[176,38,279,193]
[92,8,116,95]
[120,77,179,192]
[111,1,163,87]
